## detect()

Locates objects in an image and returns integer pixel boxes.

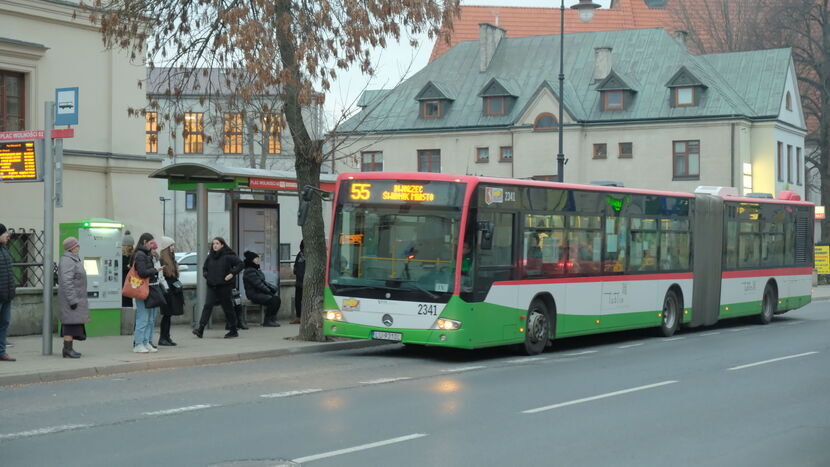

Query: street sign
[0,140,41,182]
[815,245,830,275]
[55,87,79,125]
[0,129,74,141]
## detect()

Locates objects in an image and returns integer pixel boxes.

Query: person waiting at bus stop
[193,237,244,339]
[243,251,281,327]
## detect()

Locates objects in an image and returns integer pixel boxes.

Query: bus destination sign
[343,180,464,207]
[0,141,39,182]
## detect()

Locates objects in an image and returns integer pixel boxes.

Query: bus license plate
[371,331,402,342]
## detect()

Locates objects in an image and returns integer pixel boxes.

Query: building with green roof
[336,27,806,198]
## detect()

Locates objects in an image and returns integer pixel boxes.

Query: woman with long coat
[58,237,89,359]
[157,236,183,346]
[132,233,163,353]
[243,251,281,327]
[193,237,243,339]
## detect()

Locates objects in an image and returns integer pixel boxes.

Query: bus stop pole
[42,101,55,355]
[195,182,208,326]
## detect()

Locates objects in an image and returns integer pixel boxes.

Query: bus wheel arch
[659,287,681,337]
[759,280,778,324]
[523,294,555,355]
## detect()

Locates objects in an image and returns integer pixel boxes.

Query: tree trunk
[275,0,325,341]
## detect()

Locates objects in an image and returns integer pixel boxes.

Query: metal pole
[42,101,55,355]
[195,182,208,326]
[557,0,566,183]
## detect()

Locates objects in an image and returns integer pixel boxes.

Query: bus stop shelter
[148,162,336,320]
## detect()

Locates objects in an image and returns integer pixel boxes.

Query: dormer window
[786,91,793,111]
[485,96,506,116]
[422,100,442,119]
[603,91,624,111]
[533,113,558,131]
[675,87,695,107]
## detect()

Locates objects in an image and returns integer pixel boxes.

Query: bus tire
[758,284,776,325]
[523,299,551,355]
[659,290,680,337]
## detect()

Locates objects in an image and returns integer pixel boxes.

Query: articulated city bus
[323,173,814,354]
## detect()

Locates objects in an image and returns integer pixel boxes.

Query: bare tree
[86,0,459,340]
[668,0,763,54]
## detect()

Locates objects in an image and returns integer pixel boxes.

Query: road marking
[0,424,92,441]
[293,433,428,463]
[563,350,598,357]
[783,321,805,326]
[260,389,322,398]
[662,337,685,342]
[727,352,819,371]
[506,357,545,364]
[699,332,721,337]
[359,377,411,385]
[728,327,750,332]
[441,365,486,373]
[142,404,215,416]
[522,380,679,414]
[618,343,643,349]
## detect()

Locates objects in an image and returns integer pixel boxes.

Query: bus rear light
[434,318,461,330]
[325,310,344,321]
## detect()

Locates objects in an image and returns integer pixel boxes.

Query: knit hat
[157,236,175,252]
[63,237,79,251]
[122,230,134,247]
[243,250,259,268]
[0,224,6,236]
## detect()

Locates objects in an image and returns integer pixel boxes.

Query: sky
[325,0,613,125]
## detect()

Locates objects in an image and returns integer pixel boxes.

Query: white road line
[142,404,215,416]
[293,433,429,463]
[522,380,679,414]
[618,343,643,349]
[563,350,598,357]
[0,424,92,441]
[783,321,805,326]
[260,389,323,398]
[699,332,721,337]
[662,337,685,342]
[728,327,750,332]
[441,365,486,373]
[359,377,412,385]
[506,357,545,364]
[727,352,819,371]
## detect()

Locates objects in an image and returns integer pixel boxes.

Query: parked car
[175,252,198,286]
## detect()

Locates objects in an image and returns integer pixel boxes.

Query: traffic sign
[55,87,79,125]
[0,129,74,141]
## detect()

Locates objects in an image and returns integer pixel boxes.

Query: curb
[0,339,390,388]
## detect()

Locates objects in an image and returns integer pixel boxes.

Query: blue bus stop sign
[55,87,79,125]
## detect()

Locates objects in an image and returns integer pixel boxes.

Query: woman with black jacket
[243,251,281,327]
[132,233,163,353]
[157,236,183,346]
[193,237,244,338]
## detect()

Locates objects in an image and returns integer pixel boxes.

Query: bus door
[474,210,518,302]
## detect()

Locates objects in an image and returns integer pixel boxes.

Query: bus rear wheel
[523,299,551,355]
[758,285,776,325]
[659,290,680,337]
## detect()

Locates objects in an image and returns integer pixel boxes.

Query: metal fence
[8,228,55,288]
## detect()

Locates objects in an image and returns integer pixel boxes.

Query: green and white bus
[323,173,814,354]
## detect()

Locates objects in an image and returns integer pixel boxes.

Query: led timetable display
[0,141,39,182]
[341,180,464,207]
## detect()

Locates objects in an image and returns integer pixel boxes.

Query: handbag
[121,266,149,300]
[232,288,242,306]
[145,283,168,308]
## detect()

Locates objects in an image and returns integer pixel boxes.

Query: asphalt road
[2,302,829,467]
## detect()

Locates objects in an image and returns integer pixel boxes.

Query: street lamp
[159,196,171,235]
[557,0,600,183]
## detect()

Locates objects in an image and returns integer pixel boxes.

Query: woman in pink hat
[58,237,88,358]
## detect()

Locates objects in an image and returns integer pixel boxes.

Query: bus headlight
[325,310,344,321]
[433,318,461,330]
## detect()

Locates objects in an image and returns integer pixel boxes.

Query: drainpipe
[731,122,736,188]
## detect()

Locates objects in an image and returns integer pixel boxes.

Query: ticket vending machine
[59,218,124,336]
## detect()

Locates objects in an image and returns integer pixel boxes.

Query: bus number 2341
[418,304,438,316]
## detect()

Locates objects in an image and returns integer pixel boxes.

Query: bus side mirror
[478,221,493,250]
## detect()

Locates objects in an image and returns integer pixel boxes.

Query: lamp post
[159,196,171,235]
[557,0,600,183]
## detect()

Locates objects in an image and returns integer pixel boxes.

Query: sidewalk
[0,322,382,387]
[812,284,830,301]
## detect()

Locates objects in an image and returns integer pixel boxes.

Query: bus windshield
[329,180,466,301]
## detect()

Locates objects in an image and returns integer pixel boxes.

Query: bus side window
[738,221,760,268]
[603,216,627,273]
[725,221,738,269]
[629,218,658,272]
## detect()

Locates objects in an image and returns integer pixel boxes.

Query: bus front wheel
[659,290,680,337]
[758,285,776,325]
[524,299,551,355]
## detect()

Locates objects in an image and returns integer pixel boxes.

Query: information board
[0,140,40,182]
[815,245,830,275]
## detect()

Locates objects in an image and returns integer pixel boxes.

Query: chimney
[479,23,506,72]
[593,47,613,81]
[674,30,688,49]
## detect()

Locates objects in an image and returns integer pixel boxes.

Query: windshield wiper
[385,279,439,300]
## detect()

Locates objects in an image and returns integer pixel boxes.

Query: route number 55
[350,183,372,200]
